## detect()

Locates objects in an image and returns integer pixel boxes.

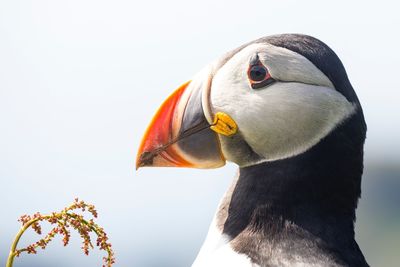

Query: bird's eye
[249,65,267,82]
[247,59,275,89]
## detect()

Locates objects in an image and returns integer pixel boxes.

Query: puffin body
[137,34,369,267]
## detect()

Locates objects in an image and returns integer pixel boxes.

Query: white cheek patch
[209,44,356,165]
[230,83,355,162]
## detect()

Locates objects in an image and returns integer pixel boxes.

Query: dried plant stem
[6,199,115,267]
[64,213,114,265]
[6,216,49,267]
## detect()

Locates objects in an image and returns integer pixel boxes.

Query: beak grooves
[136,81,193,169]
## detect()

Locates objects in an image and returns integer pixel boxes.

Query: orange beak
[136,80,226,169]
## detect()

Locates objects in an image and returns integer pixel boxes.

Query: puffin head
[136,34,365,169]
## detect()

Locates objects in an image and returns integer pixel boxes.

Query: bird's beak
[136,72,235,169]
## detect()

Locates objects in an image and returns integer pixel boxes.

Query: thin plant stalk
[6,199,115,267]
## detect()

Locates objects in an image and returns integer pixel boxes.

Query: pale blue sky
[1,1,399,266]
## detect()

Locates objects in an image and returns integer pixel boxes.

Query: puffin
[136,34,369,267]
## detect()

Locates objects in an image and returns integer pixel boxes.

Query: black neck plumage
[220,111,369,266]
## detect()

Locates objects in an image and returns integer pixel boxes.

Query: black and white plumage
[137,34,369,267]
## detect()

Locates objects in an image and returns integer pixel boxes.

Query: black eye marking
[247,54,276,89]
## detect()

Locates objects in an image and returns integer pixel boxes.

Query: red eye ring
[247,57,275,89]
[249,64,268,82]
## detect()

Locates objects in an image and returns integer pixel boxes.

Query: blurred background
[0,0,399,266]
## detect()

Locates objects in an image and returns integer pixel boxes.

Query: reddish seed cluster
[14,199,115,267]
